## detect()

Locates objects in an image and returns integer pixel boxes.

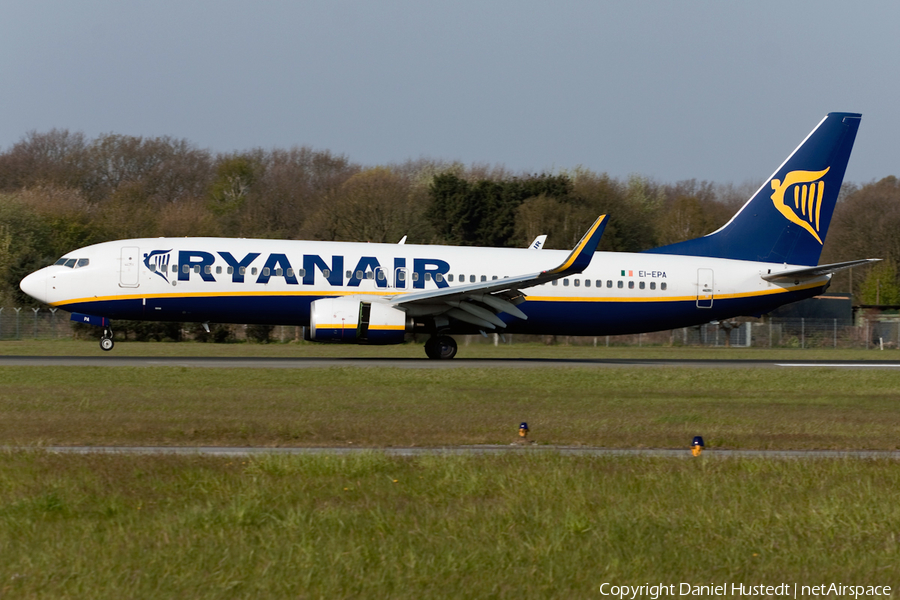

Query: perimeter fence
[2,307,899,349]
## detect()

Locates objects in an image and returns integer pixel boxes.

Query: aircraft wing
[388,215,608,329]
[762,258,881,283]
[528,235,547,250]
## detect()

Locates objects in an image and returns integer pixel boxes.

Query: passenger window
[149,264,157,272]
[585,279,591,287]
[77,258,89,267]
[239,267,246,275]
[425,273,432,281]
[563,279,569,287]
[469,275,476,283]
[286,268,293,277]
[650,282,655,290]
[448,274,454,282]
[398,271,406,281]
[639,281,645,289]
[628,281,634,289]
[346,270,352,278]
[183,265,189,274]
[204,266,211,275]
[263,267,270,276]
[552,280,558,286]
[606,280,612,288]
[172,265,178,273]
[574,279,580,287]
[661,282,667,291]
[356,270,363,279]
[481,275,487,282]
[436,273,443,283]
[377,271,385,280]
[298,269,306,277]
[492,275,498,280]
[193,266,200,274]
[412,272,419,281]
[617,281,623,289]
[227,266,233,274]
[322,269,330,278]
[367,271,374,280]
[252,268,258,276]
[216,266,222,275]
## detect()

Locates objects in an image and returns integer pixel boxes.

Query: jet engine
[308,297,409,344]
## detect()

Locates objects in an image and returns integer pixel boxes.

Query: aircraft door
[696,268,713,308]
[120,246,140,288]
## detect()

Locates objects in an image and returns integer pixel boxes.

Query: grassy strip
[0,452,898,598]
[2,366,900,449]
[2,338,899,360]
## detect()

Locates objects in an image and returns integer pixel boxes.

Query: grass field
[1,361,900,449]
[1,451,898,598]
[2,340,899,596]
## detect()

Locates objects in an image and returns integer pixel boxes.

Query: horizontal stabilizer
[762,259,881,283]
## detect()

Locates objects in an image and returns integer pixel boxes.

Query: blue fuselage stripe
[60,284,824,336]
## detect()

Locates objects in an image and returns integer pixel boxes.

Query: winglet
[528,235,547,250]
[545,215,608,276]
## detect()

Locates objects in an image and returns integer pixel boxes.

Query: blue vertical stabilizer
[645,112,861,266]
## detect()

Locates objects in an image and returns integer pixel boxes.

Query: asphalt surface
[2,356,900,368]
[8,445,900,459]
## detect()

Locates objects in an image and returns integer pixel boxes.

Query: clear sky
[2,1,898,185]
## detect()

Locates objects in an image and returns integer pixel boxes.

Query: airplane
[20,112,877,359]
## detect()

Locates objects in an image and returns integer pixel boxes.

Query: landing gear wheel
[425,335,457,360]
[100,329,114,352]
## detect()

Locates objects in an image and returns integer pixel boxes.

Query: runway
[2,356,900,369]
[13,445,900,460]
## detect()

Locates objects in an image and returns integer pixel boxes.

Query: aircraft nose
[19,269,49,304]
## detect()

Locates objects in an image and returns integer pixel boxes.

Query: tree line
[1,128,898,307]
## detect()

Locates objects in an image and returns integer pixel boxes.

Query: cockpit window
[55,257,89,268]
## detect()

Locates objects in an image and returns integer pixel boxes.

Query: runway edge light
[691,436,705,457]
[519,422,529,438]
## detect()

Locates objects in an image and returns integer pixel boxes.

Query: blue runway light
[692,436,705,457]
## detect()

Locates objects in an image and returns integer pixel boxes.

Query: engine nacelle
[309,297,408,344]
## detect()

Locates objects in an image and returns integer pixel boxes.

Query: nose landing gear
[424,335,457,360]
[100,328,115,351]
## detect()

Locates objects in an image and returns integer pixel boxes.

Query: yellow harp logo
[770,168,830,244]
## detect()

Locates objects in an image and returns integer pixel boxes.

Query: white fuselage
[22,237,828,337]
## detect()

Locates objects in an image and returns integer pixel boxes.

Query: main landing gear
[424,335,457,360]
[100,328,115,352]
